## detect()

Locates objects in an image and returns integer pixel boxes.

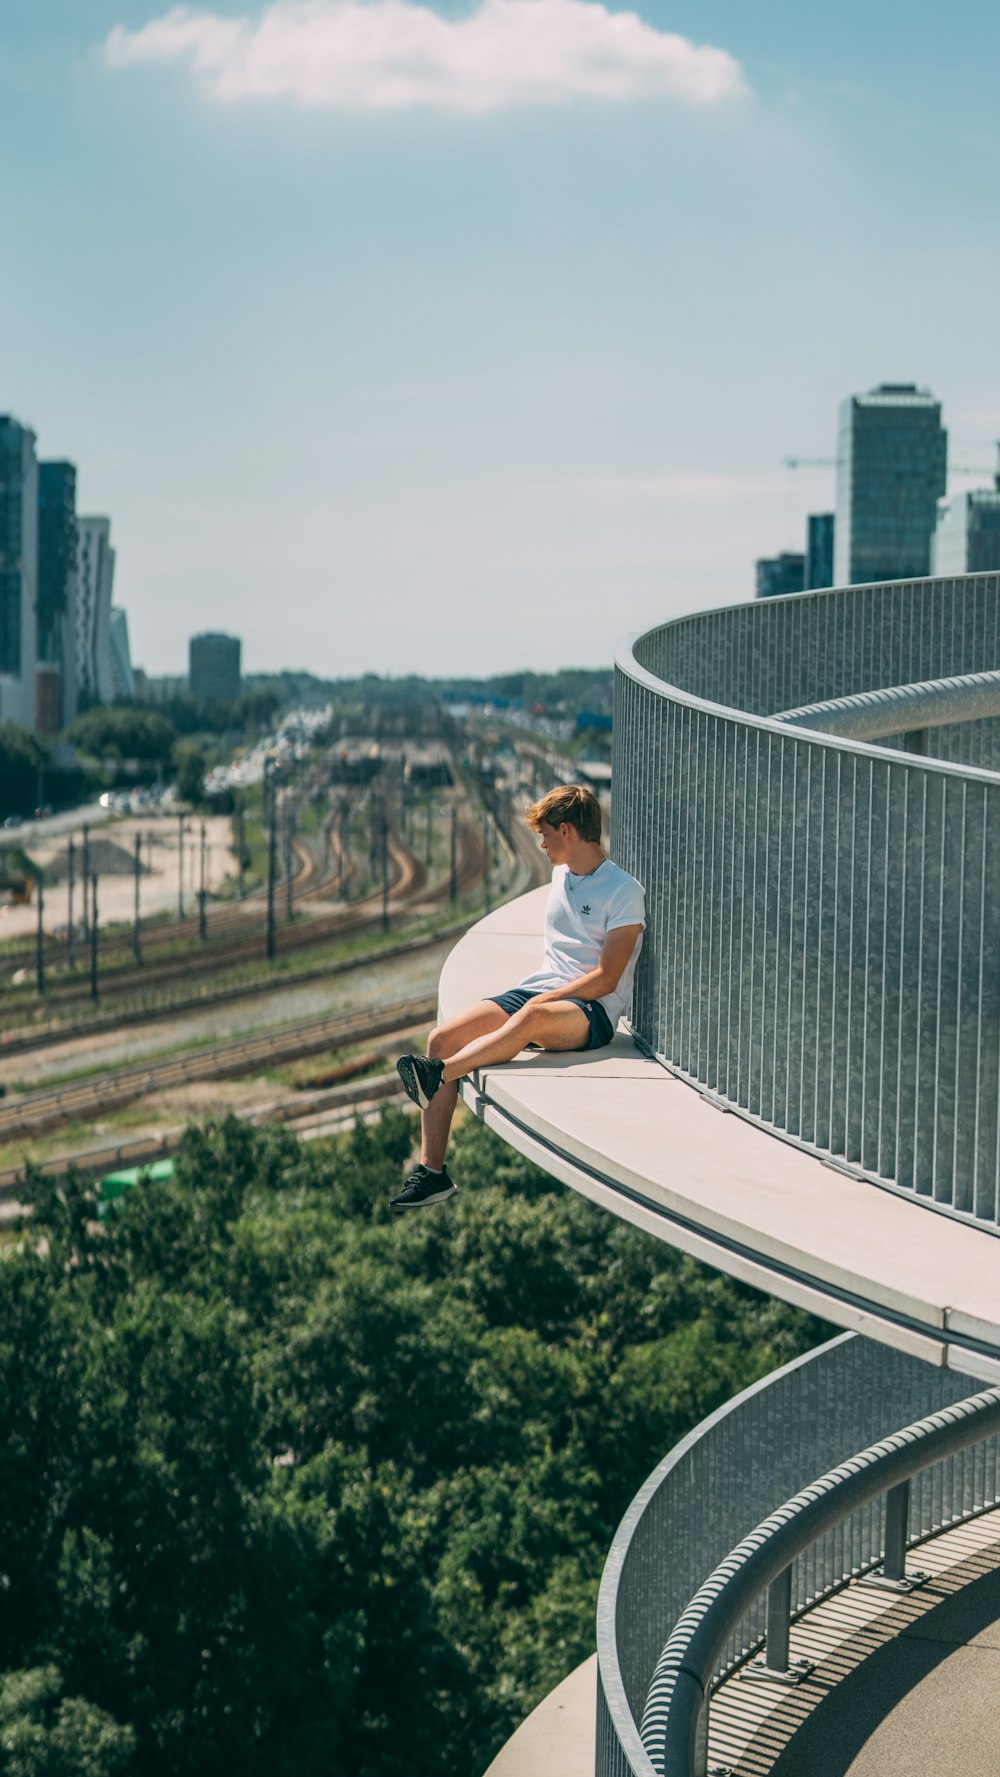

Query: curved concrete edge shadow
[439,889,1000,1382]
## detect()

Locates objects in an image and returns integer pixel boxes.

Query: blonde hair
[525,784,602,844]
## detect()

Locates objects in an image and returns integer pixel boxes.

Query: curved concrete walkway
[483,1655,595,1777]
[439,887,1000,1380]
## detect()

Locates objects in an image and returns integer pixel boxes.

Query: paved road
[0,813,233,942]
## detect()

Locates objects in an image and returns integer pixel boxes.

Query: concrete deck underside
[440,887,1000,1380]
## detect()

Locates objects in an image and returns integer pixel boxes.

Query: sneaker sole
[390,1184,458,1212]
[396,1057,440,1111]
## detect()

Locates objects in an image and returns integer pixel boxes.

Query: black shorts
[486,986,615,1052]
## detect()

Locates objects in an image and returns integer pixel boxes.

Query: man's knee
[427,1024,447,1060]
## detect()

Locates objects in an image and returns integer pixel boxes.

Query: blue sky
[3,0,999,677]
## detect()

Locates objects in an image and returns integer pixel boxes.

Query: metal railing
[612,572,1000,1226]
[596,1334,1000,1777]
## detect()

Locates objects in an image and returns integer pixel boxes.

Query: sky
[3,0,1000,679]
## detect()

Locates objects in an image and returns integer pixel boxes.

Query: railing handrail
[614,616,1000,791]
[773,666,1000,742]
[642,1383,1000,1777]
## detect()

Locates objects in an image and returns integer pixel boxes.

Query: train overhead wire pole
[89,875,99,1004]
[265,756,278,963]
[35,873,45,997]
[133,832,143,964]
[81,823,90,939]
[66,834,75,969]
[199,821,208,941]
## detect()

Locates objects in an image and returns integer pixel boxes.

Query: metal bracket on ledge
[856,1568,929,1594]
[741,1656,815,1686]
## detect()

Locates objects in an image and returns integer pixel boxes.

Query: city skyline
[3,0,1000,677]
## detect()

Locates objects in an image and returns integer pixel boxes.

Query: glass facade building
[37,459,78,727]
[76,516,116,707]
[805,511,835,589]
[0,415,38,728]
[834,383,947,586]
[37,461,77,663]
[755,551,805,599]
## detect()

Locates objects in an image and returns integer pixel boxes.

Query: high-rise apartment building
[805,512,835,589]
[189,631,241,702]
[755,552,805,599]
[0,415,39,729]
[76,517,116,707]
[834,383,947,586]
[37,459,78,727]
[108,606,135,700]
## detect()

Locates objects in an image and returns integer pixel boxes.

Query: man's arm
[529,924,643,1006]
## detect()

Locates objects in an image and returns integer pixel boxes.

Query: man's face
[537,820,572,864]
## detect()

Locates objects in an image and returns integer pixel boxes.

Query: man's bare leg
[439,1000,590,1083]
[420,1000,509,1169]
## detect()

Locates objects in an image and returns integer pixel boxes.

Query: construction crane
[784,453,997,478]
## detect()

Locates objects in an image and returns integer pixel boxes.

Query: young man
[391,783,645,1210]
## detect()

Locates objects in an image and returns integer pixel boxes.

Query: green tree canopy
[68,708,176,766]
[10,1113,826,1777]
[0,724,47,817]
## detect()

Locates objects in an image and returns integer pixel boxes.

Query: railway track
[0,814,476,1016]
[0,792,404,976]
[0,920,469,1061]
[0,813,487,1060]
[0,994,437,1140]
[0,1068,410,1207]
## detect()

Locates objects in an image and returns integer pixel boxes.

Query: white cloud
[103,0,747,114]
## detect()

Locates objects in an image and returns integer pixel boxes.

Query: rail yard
[0,719,552,1216]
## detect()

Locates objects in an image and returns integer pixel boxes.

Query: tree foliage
[68,708,176,766]
[0,724,47,817]
[9,1113,827,1777]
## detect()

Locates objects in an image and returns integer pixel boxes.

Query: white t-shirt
[516,858,646,1028]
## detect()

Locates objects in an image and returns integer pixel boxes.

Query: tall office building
[834,383,947,586]
[76,516,116,707]
[108,606,135,700]
[0,415,39,729]
[805,512,835,589]
[755,552,805,599]
[37,459,78,727]
[189,631,241,702]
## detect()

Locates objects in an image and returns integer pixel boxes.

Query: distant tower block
[805,513,835,589]
[189,631,242,703]
[755,552,805,599]
[835,383,947,586]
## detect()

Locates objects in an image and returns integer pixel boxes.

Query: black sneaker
[390,1164,458,1213]
[396,1053,445,1110]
